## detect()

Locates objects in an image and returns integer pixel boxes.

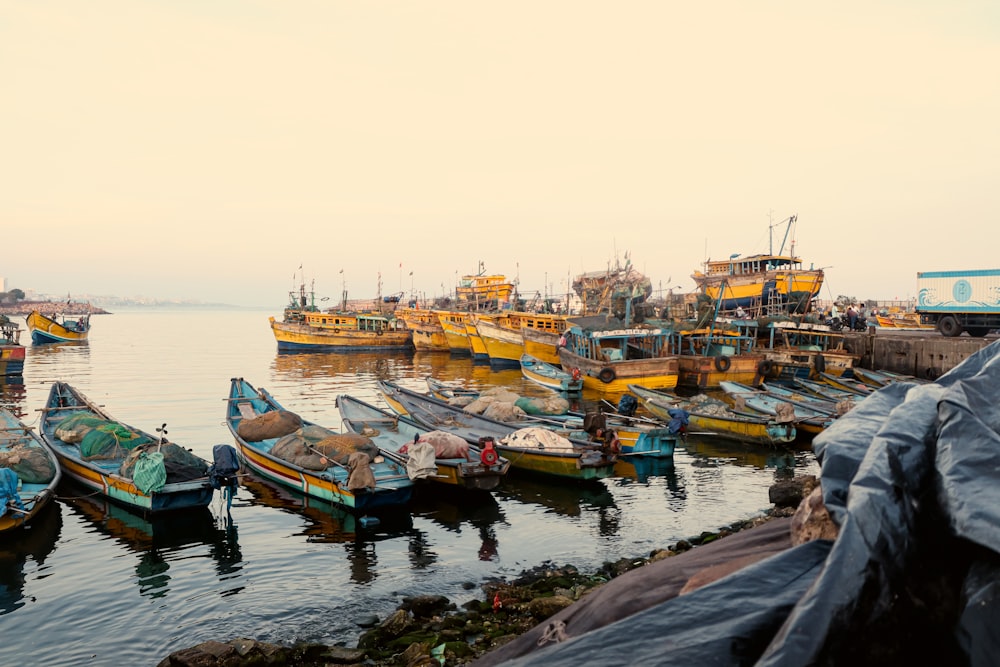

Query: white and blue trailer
[915,269,1000,337]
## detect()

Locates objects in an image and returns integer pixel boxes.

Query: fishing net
[54,413,109,444]
[237,410,303,442]
[515,396,570,416]
[80,423,154,460]
[271,430,378,470]
[0,444,56,484]
[119,443,209,482]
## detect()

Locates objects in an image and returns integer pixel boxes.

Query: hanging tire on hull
[757,360,774,377]
[714,355,732,372]
[598,367,616,384]
[813,354,826,374]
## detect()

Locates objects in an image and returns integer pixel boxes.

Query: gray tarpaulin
[475,339,1000,666]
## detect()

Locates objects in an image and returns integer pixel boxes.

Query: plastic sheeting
[478,339,1000,666]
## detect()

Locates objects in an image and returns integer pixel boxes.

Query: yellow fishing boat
[270,278,412,352]
[672,325,767,389]
[434,310,473,355]
[475,313,525,369]
[395,307,449,352]
[691,215,824,316]
[455,265,516,310]
[25,310,91,344]
[556,315,679,396]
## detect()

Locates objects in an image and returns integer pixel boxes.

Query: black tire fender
[757,360,774,376]
[714,355,732,372]
[598,367,616,384]
[813,354,826,373]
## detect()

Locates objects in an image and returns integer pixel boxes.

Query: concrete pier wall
[844,331,997,380]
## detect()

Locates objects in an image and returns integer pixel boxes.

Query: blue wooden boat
[628,384,797,446]
[376,380,619,480]
[39,382,214,515]
[420,379,677,458]
[1,408,61,533]
[226,377,413,511]
[336,393,510,491]
[791,377,861,402]
[718,380,834,436]
[25,310,91,344]
[520,353,582,393]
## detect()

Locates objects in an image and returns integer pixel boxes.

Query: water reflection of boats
[408,491,506,562]
[59,486,240,598]
[612,455,678,485]
[240,474,414,544]
[0,501,62,615]
[681,434,802,471]
[0,377,27,418]
[272,350,416,380]
[493,476,616,518]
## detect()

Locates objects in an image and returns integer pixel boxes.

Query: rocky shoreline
[157,475,822,667]
[0,301,109,318]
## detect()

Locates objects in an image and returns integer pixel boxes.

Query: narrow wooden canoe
[0,409,62,533]
[718,381,834,436]
[336,394,510,491]
[226,377,413,512]
[39,382,214,514]
[520,353,583,393]
[376,380,617,480]
[627,384,797,446]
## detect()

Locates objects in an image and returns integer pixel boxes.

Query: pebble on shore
[157,474,826,667]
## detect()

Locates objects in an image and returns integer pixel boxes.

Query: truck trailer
[915,269,1000,337]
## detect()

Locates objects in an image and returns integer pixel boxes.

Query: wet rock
[769,474,819,508]
[527,594,574,619]
[401,594,454,618]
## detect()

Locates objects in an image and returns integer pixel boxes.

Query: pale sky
[2,2,997,307]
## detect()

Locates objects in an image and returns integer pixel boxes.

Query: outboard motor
[208,444,240,510]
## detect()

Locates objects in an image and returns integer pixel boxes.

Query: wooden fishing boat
[393,379,675,459]
[25,310,91,344]
[394,307,450,352]
[270,310,412,352]
[718,380,834,436]
[475,313,525,368]
[671,324,767,389]
[0,318,26,377]
[425,377,480,402]
[791,376,862,402]
[520,353,583,393]
[376,380,618,480]
[757,382,853,417]
[454,267,516,310]
[464,316,490,362]
[690,215,823,316]
[0,408,61,533]
[849,367,920,388]
[627,385,797,446]
[556,315,679,396]
[336,394,510,491]
[434,310,474,355]
[39,381,214,514]
[519,313,569,365]
[226,377,414,512]
[815,371,874,397]
[755,320,861,382]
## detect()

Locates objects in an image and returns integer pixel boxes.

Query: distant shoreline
[0,301,111,317]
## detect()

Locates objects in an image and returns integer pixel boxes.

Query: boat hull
[26,311,90,343]
[521,327,562,365]
[520,353,582,392]
[0,410,62,532]
[227,378,414,511]
[476,318,524,369]
[377,381,617,480]
[270,317,413,351]
[0,345,25,376]
[676,353,766,389]
[557,346,678,395]
[38,383,214,514]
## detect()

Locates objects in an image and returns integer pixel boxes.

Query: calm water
[0,309,818,666]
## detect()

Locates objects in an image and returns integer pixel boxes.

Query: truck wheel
[937,316,962,337]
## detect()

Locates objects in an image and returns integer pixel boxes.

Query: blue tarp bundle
[480,339,1000,666]
[0,468,25,517]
